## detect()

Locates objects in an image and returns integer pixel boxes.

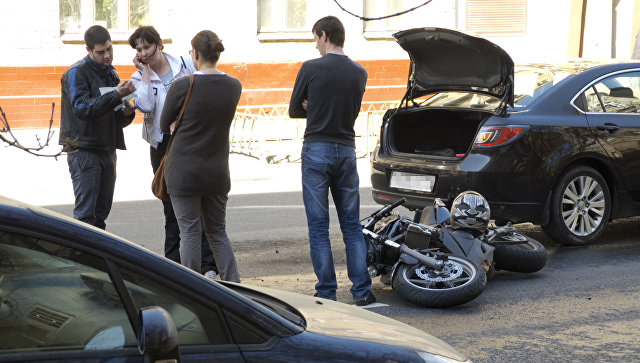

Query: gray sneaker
[204,270,218,281]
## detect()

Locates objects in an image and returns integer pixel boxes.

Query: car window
[0,231,136,353]
[513,68,573,108]
[585,72,640,113]
[118,267,231,346]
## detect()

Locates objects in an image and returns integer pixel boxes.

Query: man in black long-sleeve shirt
[289,16,374,306]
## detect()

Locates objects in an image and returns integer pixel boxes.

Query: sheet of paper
[99,87,135,111]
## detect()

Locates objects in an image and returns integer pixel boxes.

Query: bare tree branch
[0,103,77,159]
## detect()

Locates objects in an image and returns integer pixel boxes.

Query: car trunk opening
[387,108,492,157]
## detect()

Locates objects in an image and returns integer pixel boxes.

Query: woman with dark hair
[128,26,219,280]
[159,30,242,282]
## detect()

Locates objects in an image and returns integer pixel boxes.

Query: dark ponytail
[191,30,224,63]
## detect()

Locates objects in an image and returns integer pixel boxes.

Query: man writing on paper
[59,25,136,229]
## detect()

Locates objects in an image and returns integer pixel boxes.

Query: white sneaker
[204,270,218,281]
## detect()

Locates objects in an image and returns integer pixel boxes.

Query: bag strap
[173,74,194,133]
[165,74,194,153]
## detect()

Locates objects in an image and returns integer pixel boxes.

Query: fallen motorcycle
[363,191,547,308]
[363,198,487,308]
[416,191,547,276]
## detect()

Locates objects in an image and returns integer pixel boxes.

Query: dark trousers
[151,134,217,273]
[67,149,116,230]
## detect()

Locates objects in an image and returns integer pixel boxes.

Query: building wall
[0,60,410,129]
[1,0,638,128]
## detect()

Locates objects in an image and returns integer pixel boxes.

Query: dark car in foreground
[0,195,469,362]
[370,27,640,246]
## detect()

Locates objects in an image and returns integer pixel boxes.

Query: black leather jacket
[59,56,134,151]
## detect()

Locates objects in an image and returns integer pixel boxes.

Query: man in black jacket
[59,25,136,229]
[289,16,374,306]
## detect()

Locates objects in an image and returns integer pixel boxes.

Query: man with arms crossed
[60,25,136,229]
[289,16,374,306]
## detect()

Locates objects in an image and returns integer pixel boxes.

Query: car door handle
[597,123,620,132]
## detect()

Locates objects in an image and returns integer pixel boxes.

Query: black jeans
[67,149,116,230]
[151,134,217,273]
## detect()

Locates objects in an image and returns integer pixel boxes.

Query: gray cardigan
[159,73,242,196]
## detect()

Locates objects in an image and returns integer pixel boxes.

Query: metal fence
[230,101,398,163]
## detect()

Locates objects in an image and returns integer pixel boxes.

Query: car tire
[543,166,610,246]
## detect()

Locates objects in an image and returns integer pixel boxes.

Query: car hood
[238,284,468,362]
[394,27,514,109]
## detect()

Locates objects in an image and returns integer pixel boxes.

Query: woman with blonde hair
[159,30,241,281]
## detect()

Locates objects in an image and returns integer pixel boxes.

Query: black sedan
[370,27,640,246]
[0,195,469,362]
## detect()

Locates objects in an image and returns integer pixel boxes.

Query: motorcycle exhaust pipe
[363,229,443,270]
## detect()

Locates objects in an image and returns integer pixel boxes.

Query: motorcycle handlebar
[387,197,407,211]
[375,197,406,219]
[364,197,407,229]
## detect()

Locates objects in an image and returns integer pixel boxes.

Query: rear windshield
[417,66,579,110]
[512,67,574,108]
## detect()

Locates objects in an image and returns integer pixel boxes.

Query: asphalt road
[45,188,640,363]
[45,187,383,253]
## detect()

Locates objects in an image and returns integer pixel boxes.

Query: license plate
[389,172,435,192]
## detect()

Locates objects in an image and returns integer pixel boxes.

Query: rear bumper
[370,152,550,224]
[371,187,547,224]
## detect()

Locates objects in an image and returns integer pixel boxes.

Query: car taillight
[474,126,527,147]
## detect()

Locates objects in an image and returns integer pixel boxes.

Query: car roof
[0,194,145,252]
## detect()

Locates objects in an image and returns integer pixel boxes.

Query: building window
[259,0,307,31]
[466,0,526,34]
[59,0,149,36]
[257,0,330,42]
[363,0,457,39]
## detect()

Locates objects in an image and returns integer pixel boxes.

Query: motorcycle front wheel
[392,256,487,308]
[492,232,547,273]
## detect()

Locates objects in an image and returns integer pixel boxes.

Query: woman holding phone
[128,26,218,279]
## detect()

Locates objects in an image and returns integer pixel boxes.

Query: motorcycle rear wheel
[492,232,547,273]
[392,257,487,308]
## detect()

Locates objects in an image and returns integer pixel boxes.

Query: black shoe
[354,293,376,306]
[313,292,336,301]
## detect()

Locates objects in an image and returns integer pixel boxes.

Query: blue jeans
[301,142,371,300]
[67,149,116,230]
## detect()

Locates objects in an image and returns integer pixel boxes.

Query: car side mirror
[138,306,181,363]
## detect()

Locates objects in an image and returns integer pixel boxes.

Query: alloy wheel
[561,175,606,236]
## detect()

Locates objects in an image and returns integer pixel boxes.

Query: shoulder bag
[151,74,194,201]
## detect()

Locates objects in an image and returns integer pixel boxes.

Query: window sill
[257,31,314,43]
[362,30,399,41]
[61,33,172,45]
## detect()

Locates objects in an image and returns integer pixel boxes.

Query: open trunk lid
[394,27,514,113]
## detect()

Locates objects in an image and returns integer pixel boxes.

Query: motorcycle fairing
[442,229,494,268]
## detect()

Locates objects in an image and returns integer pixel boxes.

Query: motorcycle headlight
[417,351,472,363]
